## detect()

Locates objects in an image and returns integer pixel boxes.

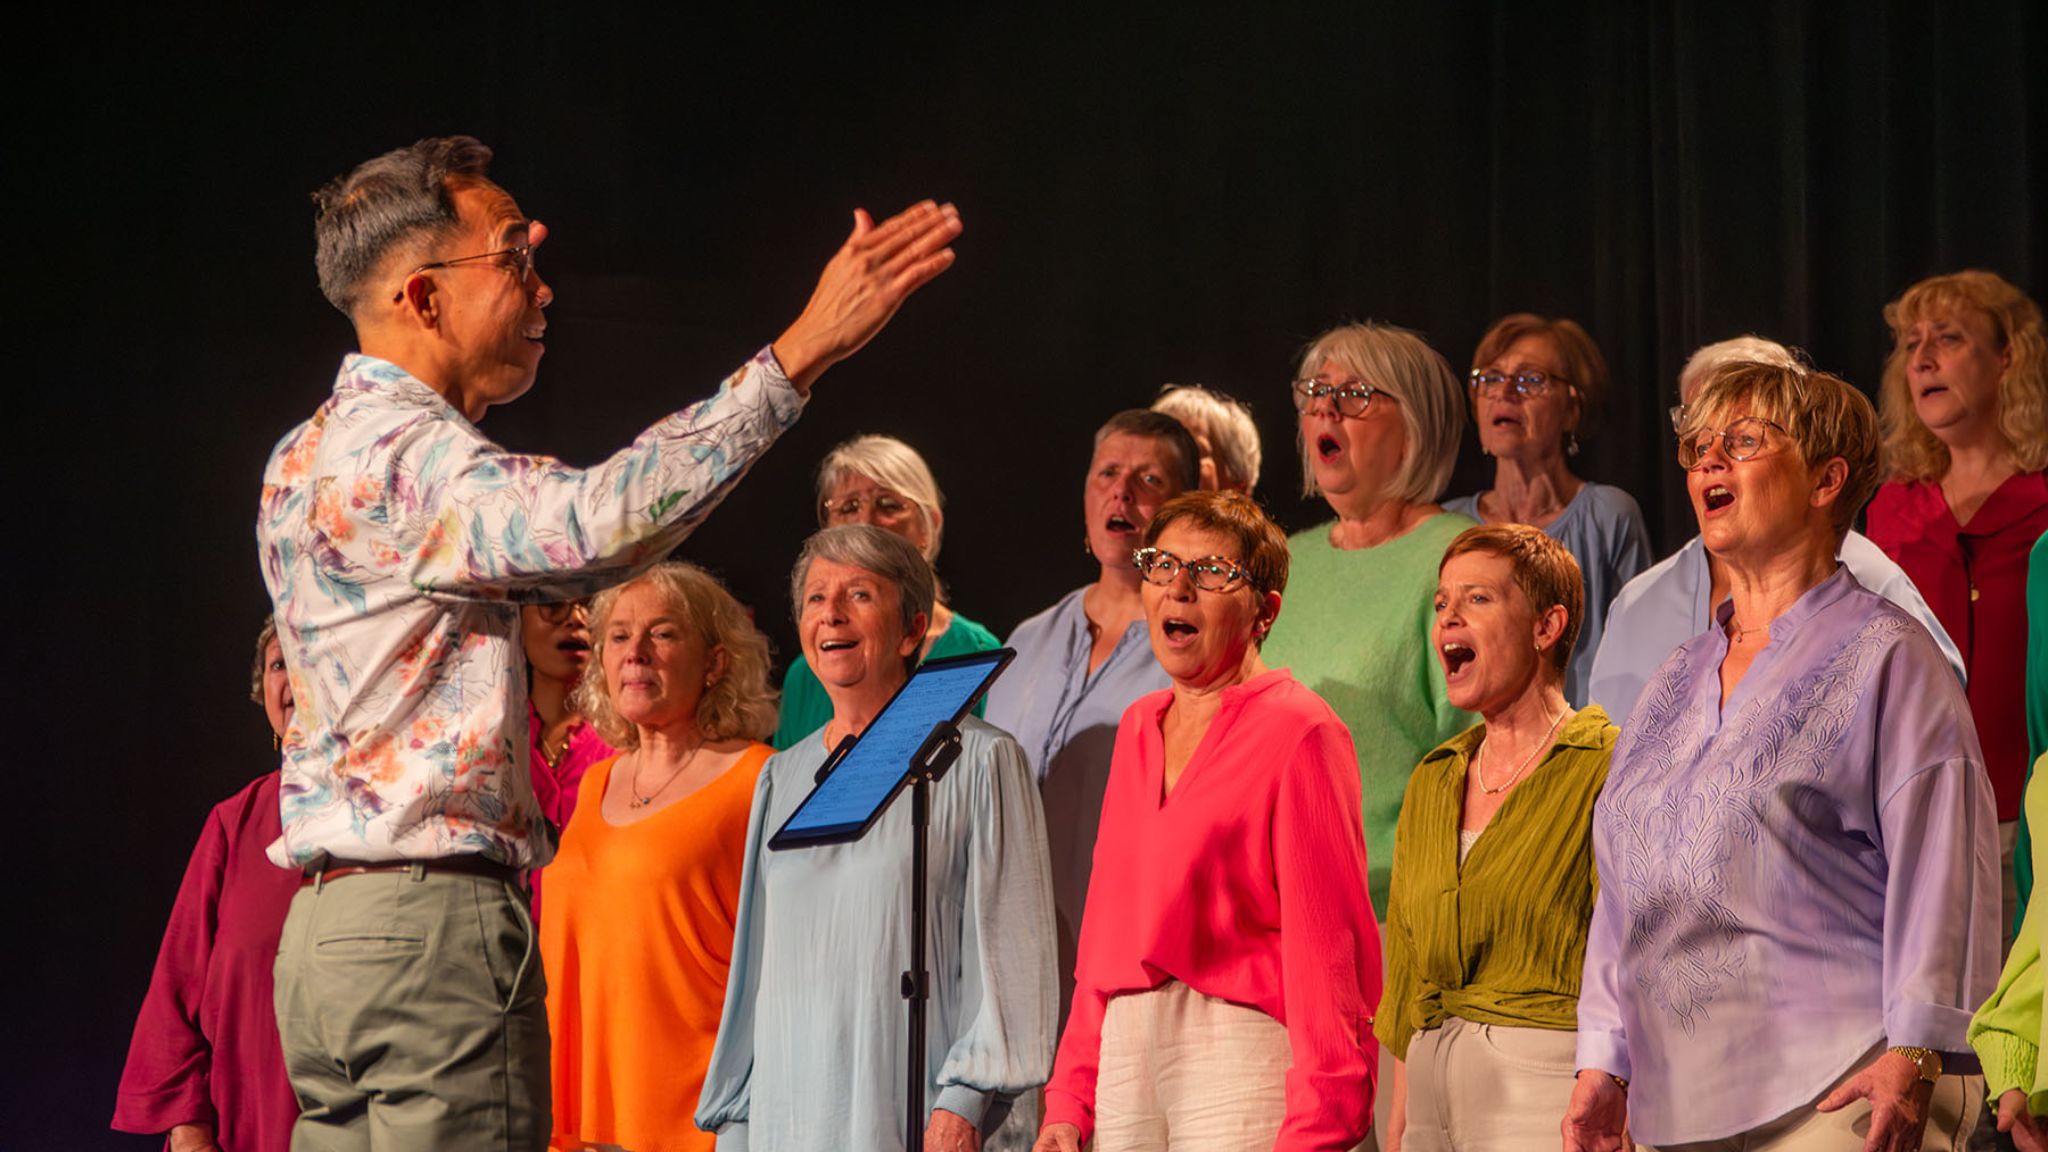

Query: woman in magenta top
[113,619,303,1152]
[1036,491,1380,1152]
[1866,270,2048,942]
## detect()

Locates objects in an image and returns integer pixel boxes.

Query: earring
[1566,430,1581,457]
[273,733,282,751]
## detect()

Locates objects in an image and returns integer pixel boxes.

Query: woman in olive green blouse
[1379,524,1619,1151]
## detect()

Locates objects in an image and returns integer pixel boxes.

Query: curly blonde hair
[1879,270,2048,481]
[573,563,779,749]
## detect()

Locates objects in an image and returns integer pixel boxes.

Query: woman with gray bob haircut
[1152,384,1263,494]
[774,434,1002,748]
[699,525,1058,1152]
[1261,320,1479,1147]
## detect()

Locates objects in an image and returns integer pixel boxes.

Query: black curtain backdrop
[15,3,2041,1145]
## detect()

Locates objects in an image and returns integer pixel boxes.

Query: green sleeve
[772,659,830,750]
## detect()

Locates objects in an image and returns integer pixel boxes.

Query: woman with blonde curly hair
[540,562,780,1152]
[1867,269,2048,947]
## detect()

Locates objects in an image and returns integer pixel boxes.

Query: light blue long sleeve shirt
[696,717,1058,1151]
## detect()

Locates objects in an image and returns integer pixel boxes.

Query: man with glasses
[258,135,960,1150]
[1584,336,1959,728]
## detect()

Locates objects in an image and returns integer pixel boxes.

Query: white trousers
[1095,981,1292,1151]
[1401,1018,1576,1152]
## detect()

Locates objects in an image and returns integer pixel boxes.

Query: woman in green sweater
[1377,524,1617,1151]
[1261,320,1477,1148]
[771,434,1000,748]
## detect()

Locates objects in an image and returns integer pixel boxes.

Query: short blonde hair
[1152,384,1263,492]
[816,434,946,562]
[1295,321,1464,504]
[1679,363,1881,540]
[1879,270,2048,481]
[1440,525,1584,674]
[575,563,779,749]
[1470,314,1611,437]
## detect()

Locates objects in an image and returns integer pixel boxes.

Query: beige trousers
[1640,1045,1982,1152]
[1400,1018,1576,1151]
[1095,981,1292,1151]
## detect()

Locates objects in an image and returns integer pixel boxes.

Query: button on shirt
[257,350,803,869]
[1575,567,2000,1144]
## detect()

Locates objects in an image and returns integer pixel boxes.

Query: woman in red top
[1867,270,2048,944]
[113,620,303,1152]
[1036,491,1380,1152]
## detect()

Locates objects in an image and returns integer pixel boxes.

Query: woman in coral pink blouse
[1035,490,1381,1152]
[1866,270,2048,944]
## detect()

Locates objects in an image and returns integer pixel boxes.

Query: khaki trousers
[1094,982,1293,1151]
[274,865,549,1151]
[1401,1018,1576,1152]
[1640,1045,1981,1152]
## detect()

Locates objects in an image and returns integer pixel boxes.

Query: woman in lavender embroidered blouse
[1562,363,2001,1151]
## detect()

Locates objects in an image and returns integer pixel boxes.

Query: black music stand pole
[902,723,963,1152]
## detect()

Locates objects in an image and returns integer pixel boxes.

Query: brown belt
[301,855,525,888]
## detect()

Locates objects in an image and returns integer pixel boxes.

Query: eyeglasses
[1668,403,1688,433]
[1132,547,1253,592]
[1677,416,1789,470]
[533,598,589,624]
[819,490,917,526]
[1468,369,1570,400]
[1291,378,1386,418]
[390,244,538,302]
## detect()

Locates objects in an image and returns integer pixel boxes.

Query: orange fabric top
[542,745,772,1152]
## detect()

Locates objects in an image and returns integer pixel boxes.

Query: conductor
[257,134,960,1151]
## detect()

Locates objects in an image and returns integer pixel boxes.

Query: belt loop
[409,861,427,883]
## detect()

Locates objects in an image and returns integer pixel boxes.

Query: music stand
[768,648,1014,1152]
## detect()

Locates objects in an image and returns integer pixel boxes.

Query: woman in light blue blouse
[1444,314,1652,706]
[697,525,1057,1152]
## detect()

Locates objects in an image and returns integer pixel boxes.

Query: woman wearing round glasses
[1564,362,1998,1152]
[1036,491,1379,1152]
[773,434,1000,749]
[1443,315,1651,707]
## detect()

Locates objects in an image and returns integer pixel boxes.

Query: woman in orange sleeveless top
[541,562,781,1152]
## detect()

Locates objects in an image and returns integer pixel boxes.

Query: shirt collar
[1421,700,1613,767]
[336,353,476,428]
[1710,561,1854,646]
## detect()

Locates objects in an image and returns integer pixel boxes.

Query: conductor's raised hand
[772,200,963,394]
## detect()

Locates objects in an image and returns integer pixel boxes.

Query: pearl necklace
[1477,707,1571,795]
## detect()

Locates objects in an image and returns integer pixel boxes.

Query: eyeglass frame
[1291,378,1389,419]
[390,244,538,303]
[532,598,589,624]
[1131,546,1257,593]
[817,489,920,528]
[1468,369,1572,400]
[1676,415,1792,470]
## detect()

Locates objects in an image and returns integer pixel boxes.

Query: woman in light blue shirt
[698,525,1057,1152]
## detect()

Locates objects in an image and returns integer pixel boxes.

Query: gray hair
[1152,384,1263,492]
[1294,321,1465,504]
[789,525,937,673]
[312,136,495,317]
[1091,410,1203,492]
[816,434,946,561]
[1678,335,1802,404]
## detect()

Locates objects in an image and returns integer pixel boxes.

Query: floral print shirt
[257,349,802,869]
